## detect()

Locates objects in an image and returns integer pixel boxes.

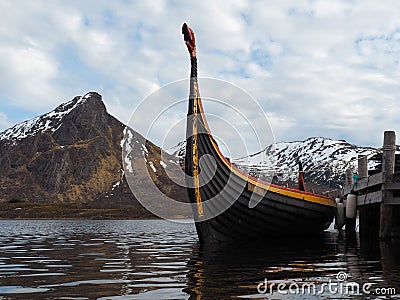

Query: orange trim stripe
[193,82,204,216]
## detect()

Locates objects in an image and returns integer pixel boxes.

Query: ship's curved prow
[182,23,336,245]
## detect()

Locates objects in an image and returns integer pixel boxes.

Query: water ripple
[0,220,398,299]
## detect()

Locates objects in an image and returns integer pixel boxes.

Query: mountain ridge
[0,92,188,219]
[168,136,379,189]
[0,93,96,143]
[0,91,382,218]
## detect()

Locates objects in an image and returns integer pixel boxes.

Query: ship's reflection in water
[185,232,400,299]
[0,220,398,299]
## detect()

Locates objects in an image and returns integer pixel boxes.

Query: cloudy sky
[1,0,399,150]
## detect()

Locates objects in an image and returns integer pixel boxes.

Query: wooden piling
[359,203,380,239]
[358,155,368,179]
[342,131,400,241]
[346,168,353,188]
[358,154,374,238]
[379,131,395,240]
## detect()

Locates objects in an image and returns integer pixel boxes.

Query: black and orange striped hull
[184,78,336,245]
[182,24,336,245]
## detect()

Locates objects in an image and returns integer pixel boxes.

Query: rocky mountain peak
[0,92,188,218]
[0,92,119,202]
[52,92,108,145]
[0,92,104,145]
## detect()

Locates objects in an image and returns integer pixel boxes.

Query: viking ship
[182,23,336,245]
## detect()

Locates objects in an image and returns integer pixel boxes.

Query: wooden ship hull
[182,23,336,245]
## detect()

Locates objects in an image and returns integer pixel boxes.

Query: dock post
[379,131,395,240]
[358,155,369,238]
[358,155,368,180]
[346,168,353,188]
[344,168,356,237]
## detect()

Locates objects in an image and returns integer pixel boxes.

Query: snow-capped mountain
[168,137,379,188]
[244,137,379,188]
[0,90,383,213]
[0,93,93,143]
[0,92,188,217]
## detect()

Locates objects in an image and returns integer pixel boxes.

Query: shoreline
[0,202,192,220]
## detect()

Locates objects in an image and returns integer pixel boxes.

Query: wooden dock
[343,131,400,240]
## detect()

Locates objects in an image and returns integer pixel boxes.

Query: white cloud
[0,0,399,149]
[0,112,12,131]
[0,46,61,109]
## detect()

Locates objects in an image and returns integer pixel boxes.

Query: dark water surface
[0,220,399,299]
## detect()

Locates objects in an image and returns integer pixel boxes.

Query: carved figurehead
[182,23,196,58]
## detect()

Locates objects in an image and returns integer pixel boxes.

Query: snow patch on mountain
[236,137,377,187]
[169,137,379,188]
[149,161,157,173]
[167,141,186,158]
[0,92,95,143]
[121,127,135,174]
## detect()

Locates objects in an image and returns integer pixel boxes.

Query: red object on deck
[298,161,306,192]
